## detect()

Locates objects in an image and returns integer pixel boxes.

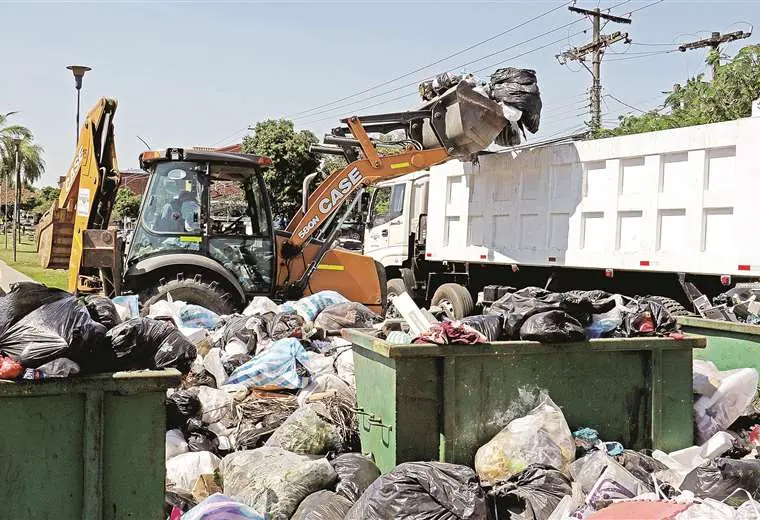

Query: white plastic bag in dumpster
[693,359,722,397]
[694,367,758,444]
[475,395,574,484]
[298,374,352,407]
[243,296,280,317]
[166,429,189,461]
[203,348,227,387]
[280,291,348,322]
[220,446,337,520]
[674,498,737,520]
[266,404,342,455]
[197,386,234,424]
[335,347,355,387]
[166,451,221,492]
[304,351,337,378]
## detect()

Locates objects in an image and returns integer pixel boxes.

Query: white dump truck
[363,109,760,318]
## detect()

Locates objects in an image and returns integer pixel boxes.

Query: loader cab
[124,148,275,313]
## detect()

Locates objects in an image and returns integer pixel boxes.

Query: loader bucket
[36,205,74,269]
[420,81,507,157]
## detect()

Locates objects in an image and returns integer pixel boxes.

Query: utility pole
[678,31,751,78]
[557,6,631,132]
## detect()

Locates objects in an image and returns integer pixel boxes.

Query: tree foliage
[113,187,141,220]
[241,119,320,220]
[0,112,45,185]
[29,186,60,216]
[596,45,760,138]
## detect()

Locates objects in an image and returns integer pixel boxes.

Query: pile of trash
[385,287,682,345]
[693,284,760,324]
[417,67,542,147]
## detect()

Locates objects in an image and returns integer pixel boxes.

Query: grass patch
[0,235,68,290]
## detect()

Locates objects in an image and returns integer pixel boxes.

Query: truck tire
[386,278,407,318]
[140,275,237,316]
[432,283,474,320]
[646,295,694,317]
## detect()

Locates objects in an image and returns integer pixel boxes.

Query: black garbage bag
[166,389,202,430]
[0,282,70,336]
[461,315,502,342]
[0,294,108,369]
[681,458,760,503]
[106,317,196,373]
[619,298,678,337]
[83,295,121,330]
[315,302,382,331]
[186,422,219,453]
[37,358,81,378]
[215,314,256,352]
[489,68,542,134]
[489,464,572,520]
[520,310,586,343]
[345,461,487,520]
[164,490,197,516]
[615,450,668,486]
[332,453,381,503]
[222,353,252,376]
[491,68,538,86]
[291,490,353,520]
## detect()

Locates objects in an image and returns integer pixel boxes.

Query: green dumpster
[343,329,704,473]
[679,316,760,373]
[0,369,180,520]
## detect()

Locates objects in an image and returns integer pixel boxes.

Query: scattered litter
[166,451,221,493]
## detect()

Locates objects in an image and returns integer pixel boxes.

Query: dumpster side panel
[0,394,85,519]
[687,327,760,373]
[657,349,695,452]
[445,350,658,466]
[103,391,168,519]
[396,358,440,466]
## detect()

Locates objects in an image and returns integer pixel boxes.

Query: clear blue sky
[0,0,756,187]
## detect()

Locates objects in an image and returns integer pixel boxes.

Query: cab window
[370,184,405,227]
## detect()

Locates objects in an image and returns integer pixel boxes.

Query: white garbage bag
[166,451,221,492]
[166,429,189,461]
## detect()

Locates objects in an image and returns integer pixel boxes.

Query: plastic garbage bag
[674,498,737,520]
[298,374,352,407]
[335,348,355,387]
[167,429,189,461]
[167,389,203,429]
[281,290,348,322]
[475,395,574,484]
[0,354,23,379]
[519,310,586,343]
[107,317,196,373]
[693,359,722,397]
[203,348,227,387]
[197,386,234,424]
[488,68,542,134]
[222,353,252,375]
[304,352,337,378]
[165,489,197,517]
[180,304,219,330]
[166,451,221,493]
[187,422,220,453]
[291,490,353,520]
[83,295,121,330]
[345,461,487,520]
[620,297,679,337]
[215,314,257,353]
[220,447,337,520]
[694,367,759,444]
[226,338,311,389]
[0,282,70,336]
[570,450,611,495]
[585,297,625,339]
[37,357,80,378]
[182,493,264,520]
[489,464,572,520]
[460,315,502,342]
[266,404,342,455]
[243,296,280,317]
[331,453,381,503]
[112,294,139,320]
[681,458,760,504]
[584,455,650,508]
[0,294,108,369]
[737,499,760,520]
[314,302,381,331]
[616,450,667,486]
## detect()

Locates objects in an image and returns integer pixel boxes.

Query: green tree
[113,187,141,220]
[29,186,60,217]
[241,119,320,220]
[0,113,45,185]
[596,44,760,138]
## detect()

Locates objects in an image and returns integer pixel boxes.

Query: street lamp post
[66,65,91,146]
[11,136,22,263]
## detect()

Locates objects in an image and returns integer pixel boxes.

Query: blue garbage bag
[281,291,348,322]
[226,338,310,389]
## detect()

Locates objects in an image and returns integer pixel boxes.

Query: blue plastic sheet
[280,291,347,322]
[226,338,311,389]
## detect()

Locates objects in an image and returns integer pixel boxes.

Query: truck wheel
[140,275,237,316]
[646,295,694,317]
[432,283,474,320]
[386,278,407,319]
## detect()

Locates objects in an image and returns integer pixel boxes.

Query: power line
[604,93,645,112]
[295,22,587,123]
[622,0,664,16]
[605,49,677,61]
[284,0,573,119]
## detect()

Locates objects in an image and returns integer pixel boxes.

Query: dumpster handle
[368,414,393,432]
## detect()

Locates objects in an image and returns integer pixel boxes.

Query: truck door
[364,183,406,263]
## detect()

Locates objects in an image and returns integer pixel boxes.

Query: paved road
[0,259,31,293]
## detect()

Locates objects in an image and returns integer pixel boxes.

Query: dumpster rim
[0,369,181,396]
[678,316,760,336]
[341,328,706,358]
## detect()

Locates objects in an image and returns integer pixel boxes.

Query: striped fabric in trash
[182,493,263,520]
[226,337,310,389]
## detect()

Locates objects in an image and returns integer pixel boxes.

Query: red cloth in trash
[587,501,691,520]
[414,321,487,345]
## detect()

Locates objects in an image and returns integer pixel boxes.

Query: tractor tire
[140,275,237,316]
[385,278,407,319]
[646,295,694,317]
[431,283,474,320]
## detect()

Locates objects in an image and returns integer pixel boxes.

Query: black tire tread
[432,283,474,320]
[646,295,695,317]
[140,275,237,316]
